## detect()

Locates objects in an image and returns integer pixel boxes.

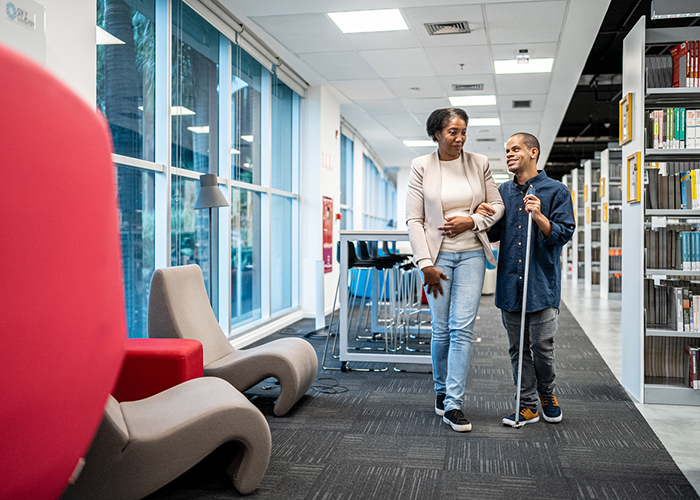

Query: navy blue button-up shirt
[488,171,575,312]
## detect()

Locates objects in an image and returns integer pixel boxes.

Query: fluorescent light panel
[328,9,408,33]
[240,135,254,143]
[171,106,196,116]
[494,58,554,74]
[469,118,500,126]
[403,140,435,147]
[449,95,496,107]
[96,26,125,45]
[231,148,240,155]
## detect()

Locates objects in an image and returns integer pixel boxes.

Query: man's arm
[540,187,576,247]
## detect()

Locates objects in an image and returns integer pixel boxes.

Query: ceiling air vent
[452,83,484,91]
[512,100,532,109]
[476,138,497,142]
[424,21,471,36]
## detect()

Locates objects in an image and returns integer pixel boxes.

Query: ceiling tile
[250,13,353,53]
[495,73,551,95]
[385,77,446,99]
[424,45,493,76]
[373,113,427,138]
[497,94,547,112]
[346,30,421,51]
[499,110,543,124]
[299,51,378,81]
[330,79,396,101]
[354,99,406,116]
[400,97,451,114]
[484,1,567,45]
[402,5,488,47]
[359,48,435,79]
[438,74,496,95]
[490,42,558,61]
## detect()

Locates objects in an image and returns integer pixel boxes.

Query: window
[98,0,302,339]
[271,76,295,192]
[97,0,156,161]
[171,0,219,173]
[231,188,261,326]
[232,46,262,184]
[116,164,155,338]
[340,134,353,230]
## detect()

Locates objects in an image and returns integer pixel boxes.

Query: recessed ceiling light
[171,106,196,116]
[403,140,435,147]
[494,58,554,74]
[328,9,408,34]
[96,26,125,45]
[492,173,511,184]
[449,95,497,106]
[469,118,500,126]
[241,135,254,143]
[231,148,240,155]
[187,126,210,134]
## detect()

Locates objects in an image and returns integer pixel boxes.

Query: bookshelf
[574,167,585,283]
[562,173,574,279]
[600,147,623,299]
[584,159,601,290]
[621,17,700,406]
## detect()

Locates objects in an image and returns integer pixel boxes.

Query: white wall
[300,85,342,319]
[0,0,96,107]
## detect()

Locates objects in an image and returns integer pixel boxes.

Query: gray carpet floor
[147,296,698,500]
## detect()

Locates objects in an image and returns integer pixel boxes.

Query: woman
[406,107,504,432]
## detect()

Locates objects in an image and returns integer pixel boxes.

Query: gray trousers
[501,308,559,409]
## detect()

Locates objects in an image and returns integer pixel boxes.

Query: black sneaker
[540,395,563,423]
[502,407,539,427]
[435,394,446,416]
[443,409,472,432]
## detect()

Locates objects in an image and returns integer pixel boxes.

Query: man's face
[505,135,536,176]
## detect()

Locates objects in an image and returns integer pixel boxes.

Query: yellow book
[692,170,698,210]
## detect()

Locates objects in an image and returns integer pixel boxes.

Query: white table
[338,230,431,366]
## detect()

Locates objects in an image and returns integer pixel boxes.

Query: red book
[671,42,688,87]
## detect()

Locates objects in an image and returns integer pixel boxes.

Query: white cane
[512,186,535,428]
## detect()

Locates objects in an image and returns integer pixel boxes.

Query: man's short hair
[511,132,540,163]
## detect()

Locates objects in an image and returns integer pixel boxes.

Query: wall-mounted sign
[627,151,641,204]
[323,196,333,273]
[619,93,632,145]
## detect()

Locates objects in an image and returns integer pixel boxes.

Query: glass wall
[339,134,353,230]
[363,154,396,230]
[97,0,301,338]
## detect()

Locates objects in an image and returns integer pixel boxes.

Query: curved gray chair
[148,264,318,416]
[62,377,271,499]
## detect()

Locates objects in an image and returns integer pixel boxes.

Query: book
[671,42,688,87]
[685,345,699,389]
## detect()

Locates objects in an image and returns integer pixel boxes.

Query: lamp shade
[195,174,229,209]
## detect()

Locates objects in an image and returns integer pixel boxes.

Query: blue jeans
[425,250,485,412]
[501,308,559,409]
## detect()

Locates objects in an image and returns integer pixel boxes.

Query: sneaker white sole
[443,416,472,432]
[542,412,562,423]
[435,407,445,416]
[502,415,540,427]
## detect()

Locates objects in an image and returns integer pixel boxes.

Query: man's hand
[523,194,552,237]
[422,266,449,298]
[438,215,474,238]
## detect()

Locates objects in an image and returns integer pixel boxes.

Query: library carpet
[147,297,699,500]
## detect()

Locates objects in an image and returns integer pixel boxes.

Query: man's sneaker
[435,394,446,416]
[540,395,563,423]
[443,409,472,432]
[502,407,540,427]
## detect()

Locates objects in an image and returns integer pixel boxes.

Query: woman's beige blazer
[406,150,504,267]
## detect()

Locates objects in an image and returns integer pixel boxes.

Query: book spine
[681,108,686,148]
[683,232,690,270]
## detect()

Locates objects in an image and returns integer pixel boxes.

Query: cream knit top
[439,157,481,254]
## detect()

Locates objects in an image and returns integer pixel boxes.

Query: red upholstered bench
[112,338,204,402]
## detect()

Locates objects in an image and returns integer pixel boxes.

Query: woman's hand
[438,215,474,238]
[475,202,496,217]
[422,266,449,298]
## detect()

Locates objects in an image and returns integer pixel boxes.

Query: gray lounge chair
[62,377,271,499]
[148,264,318,416]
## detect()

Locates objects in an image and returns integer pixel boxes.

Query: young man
[477,132,575,426]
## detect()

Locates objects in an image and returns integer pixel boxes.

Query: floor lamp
[194,173,229,305]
